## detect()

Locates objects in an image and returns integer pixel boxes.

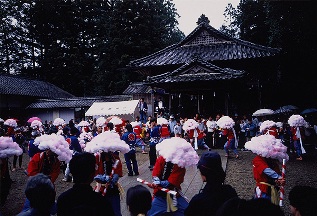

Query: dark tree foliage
[0,0,184,96]
[222,0,317,107]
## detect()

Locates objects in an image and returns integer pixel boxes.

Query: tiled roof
[147,58,245,83]
[0,74,74,98]
[26,95,132,109]
[122,82,152,94]
[128,22,281,68]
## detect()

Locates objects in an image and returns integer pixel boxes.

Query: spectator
[126,185,152,216]
[243,119,257,142]
[215,197,284,216]
[138,98,148,124]
[289,185,317,216]
[57,152,114,216]
[185,151,238,216]
[17,174,56,216]
[12,128,27,171]
[169,115,177,137]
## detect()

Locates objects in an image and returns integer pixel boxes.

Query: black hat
[197,151,225,182]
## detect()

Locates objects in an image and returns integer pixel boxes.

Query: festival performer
[94,117,106,137]
[28,133,72,183]
[28,120,44,160]
[109,116,124,137]
[3,118,17,137]
[148,137,199,215]
[216,116,239,158]
[148,117,160,171]
[48,117,65,135]
[0,136,23,206]
[121,123,139,176]
[85,131,130,216]
[131,121,147,154]
[245,134,288,205]
[288,114,306,161]
[260,120,279,138]
[182,118,199,150]
[157,117,171,142]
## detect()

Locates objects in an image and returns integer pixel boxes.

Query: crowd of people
[1,107,317,216]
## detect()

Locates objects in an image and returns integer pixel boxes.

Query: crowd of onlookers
[1,111,317,216]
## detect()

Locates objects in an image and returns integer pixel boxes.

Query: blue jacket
[149,126,161,146]
[121,131,137,152]
[66,135,82,154]
[242,122,257,137]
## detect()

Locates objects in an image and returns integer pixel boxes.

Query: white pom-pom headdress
[53,118,65,126]
[78,132,93,149]
[96,117,106,127]
[216,116,235,129]
[156,137,199,168]
[183,119,199,131]
[259,120,276,133]
[78,120,90,127]
[0,136,23,158]
[109,116,123,126]
[33,134,72,163]
[157,117,168,125]
[31,120,43,129]
[130,121,140,128]
[288,114,306,127]
[85,131,129,154]
[4,119,18,128]
[244,134,289,162]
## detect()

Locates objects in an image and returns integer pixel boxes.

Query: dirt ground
[1,145,317,216]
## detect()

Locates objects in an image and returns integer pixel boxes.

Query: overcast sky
[173,0,240,35]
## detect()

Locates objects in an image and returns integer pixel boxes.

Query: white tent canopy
[85,100,139,117]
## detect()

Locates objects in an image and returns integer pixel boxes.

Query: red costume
[133,125,143,139]
[27,151,61,183]
[252,155,281,194]
[152,156,186,196]
[263,126,279,138]
[95,152,122,177]
[222,128,234,140]
[160,124,170,138]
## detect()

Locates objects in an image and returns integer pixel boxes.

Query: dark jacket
[57,184,114,216]
[185,183,238,216]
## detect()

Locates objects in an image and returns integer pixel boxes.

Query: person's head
[289,185,317,216]
[25,173,55,213]
[216,197,284,216]
[63,127,70,135]
[140,98,144,102]
[150,117,157,126]
[107,122,114,131]
[135,116,140,121]
[197,151,225,183]
[125,123,133,132]
[70,152,96,184]
[70,127,79,135]
[126,185,152,216]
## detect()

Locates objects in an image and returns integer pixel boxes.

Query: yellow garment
[166,194,178,212]
[260,182,279,205]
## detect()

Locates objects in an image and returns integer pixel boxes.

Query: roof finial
[196,14,210,25]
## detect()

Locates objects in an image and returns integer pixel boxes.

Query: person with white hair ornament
[131,121,147,154]
[216,116,239,158]
[85,131,130,216]
[245,134,288,205]
[288,114,307,161]
[148,137,199,216]
[260,120,279,138]
[0,136,23,206]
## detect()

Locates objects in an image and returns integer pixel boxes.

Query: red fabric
[152,156,186,195]
[160,125,170,138]
[290,126,305,141]
[133,125,142,139]
[187,129,194,139]
[27,152,61,183]
[252,155,280,193]
[222,128,234,139]
[263,126,278,138]
[95,152,123,177]
[196,128,205,139]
